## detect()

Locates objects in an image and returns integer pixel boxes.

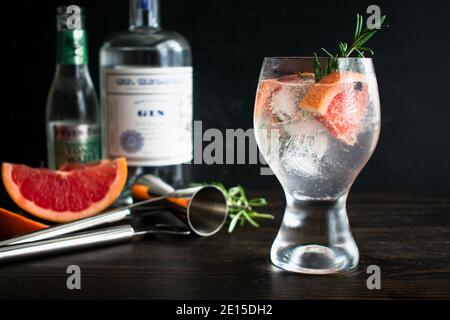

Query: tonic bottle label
[53,123,101,168]
[104,67,193,166]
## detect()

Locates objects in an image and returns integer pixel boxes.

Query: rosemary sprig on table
[193,183,274,233]
[314,13,387,80]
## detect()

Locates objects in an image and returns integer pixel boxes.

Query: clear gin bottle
[100,0,193,189]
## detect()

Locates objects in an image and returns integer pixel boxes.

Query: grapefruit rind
[0,207,48,240]
[254,79,281,119]
[299,84,343,115]
[2,158,128,223]
[299,72,368,115]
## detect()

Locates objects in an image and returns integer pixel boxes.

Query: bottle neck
[54,63,90,78]
[129,0,161,30]
[56,29,89,65]
[56,6,89,65]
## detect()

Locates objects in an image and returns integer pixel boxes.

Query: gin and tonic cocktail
[254,57,380,274]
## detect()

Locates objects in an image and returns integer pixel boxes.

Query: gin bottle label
[105,67,193,166]
[53,123,101,168]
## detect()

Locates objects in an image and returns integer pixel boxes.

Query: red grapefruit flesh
[0,207,48,240]
[2,158,128,223]
[299,72,369,145]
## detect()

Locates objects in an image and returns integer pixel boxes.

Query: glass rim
[263,56,373,60]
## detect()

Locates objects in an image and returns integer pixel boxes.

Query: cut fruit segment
[2,158,128,223]
[317,71,366,85]
[299,71,369,145]
[254,73,315,123]
[254,78,281,120]
[0,207,48,240]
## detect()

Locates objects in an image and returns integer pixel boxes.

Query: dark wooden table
[0,191,449,299]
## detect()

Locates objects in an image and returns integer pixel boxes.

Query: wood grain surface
[0,191,449,299]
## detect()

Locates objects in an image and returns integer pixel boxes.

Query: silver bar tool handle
[0,208,132,246]
[0,225,135,263]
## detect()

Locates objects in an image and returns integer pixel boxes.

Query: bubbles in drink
[254,71,380,199]
[269,80,312,123]
[281,120,328,176]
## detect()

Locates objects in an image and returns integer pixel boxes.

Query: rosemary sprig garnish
[314,13,387,80]
[192,182,274,233]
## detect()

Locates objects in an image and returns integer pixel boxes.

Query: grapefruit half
[2,158,128,223]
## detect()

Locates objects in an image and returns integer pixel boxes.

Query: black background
[1,0,449,192]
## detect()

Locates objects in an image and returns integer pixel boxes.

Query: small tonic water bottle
[46,6,101,169]
[100,0,193,188]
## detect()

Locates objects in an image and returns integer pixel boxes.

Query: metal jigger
[0,176,228,263]
[132,175,229,237]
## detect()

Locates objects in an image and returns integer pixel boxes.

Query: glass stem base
[270,193,359,274]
